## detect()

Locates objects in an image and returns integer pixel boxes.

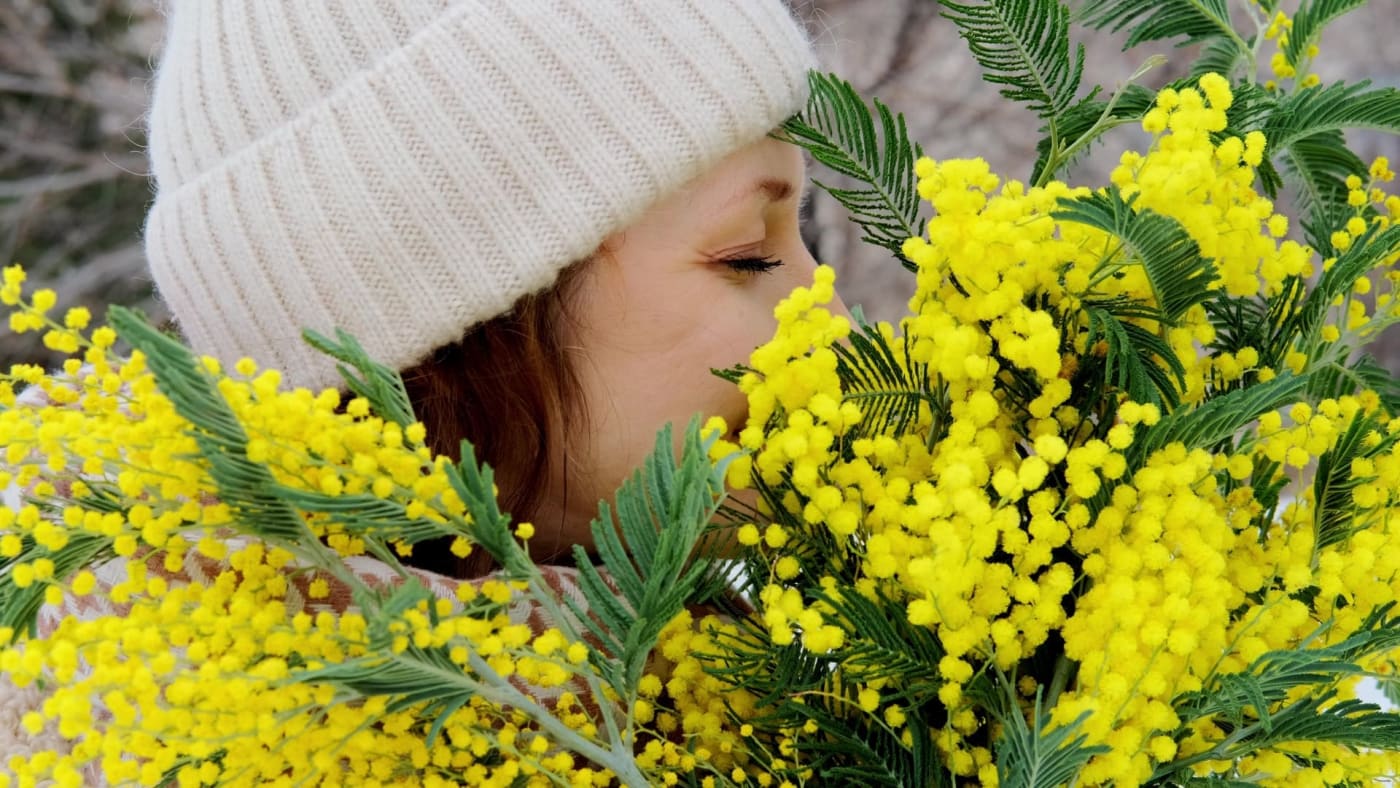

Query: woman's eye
[722,255,785,275]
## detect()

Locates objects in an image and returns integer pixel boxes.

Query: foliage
[940,0,1085,120]
[778,73,927,268]
[706,0,1400,780]
[1077,0,1400,257]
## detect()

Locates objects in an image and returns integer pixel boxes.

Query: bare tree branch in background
[1,0,164,369]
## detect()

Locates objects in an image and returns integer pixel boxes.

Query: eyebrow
[756,178,795,203]
[727,177,809,213]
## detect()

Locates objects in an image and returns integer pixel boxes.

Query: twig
[0,161,138,199]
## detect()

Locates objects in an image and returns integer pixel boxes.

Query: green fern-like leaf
[993,689,1108,788]
[1081,302,1185,408]
[0,532,109,639]
[1253,694,1400,749]
[1275,223,1400,366]
[109,307,316,547]
[825,588,946,695]
[1158,609,1400,778]
[1344,354,1400,415]
[1128,373,1308,463]
[302,327,416,429]
[441,440,531,577]
[1168,617,1400,764]
[566,419,728,696]
[940,0,1085,119]
[1262,80,1400,248]
[1307,221,1400,312]
[1189,36,1248,80]
[770,700,947,788]
[1078,0,1243,50]
[834,322,941,440]
[1280,130,1368,253]
[1204,295,1270,358]
[1307,350,1394,406]
[1312,412,1394,551]
[703,618,833,710]
[1053,190,1218,322]
[1282,0,1369,69]
[699,580,952,784]
[780,72,925,266]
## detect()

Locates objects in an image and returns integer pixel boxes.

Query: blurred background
[2,0,1398,372]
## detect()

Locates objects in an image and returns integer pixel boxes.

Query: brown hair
[399,261,590,578]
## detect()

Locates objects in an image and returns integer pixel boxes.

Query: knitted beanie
[144,0,816,390]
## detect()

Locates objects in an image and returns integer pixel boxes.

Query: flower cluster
[0,269,761,787]
[711,74,1400,786]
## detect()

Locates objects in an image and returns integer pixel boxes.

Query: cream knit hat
[144,0,816,390]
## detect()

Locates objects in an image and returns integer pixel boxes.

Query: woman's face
[535,136,841,553]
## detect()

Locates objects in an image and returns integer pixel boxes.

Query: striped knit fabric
[143,0,816,390]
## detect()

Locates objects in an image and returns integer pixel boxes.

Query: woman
[143,0,834,574]
[2,0,843,768]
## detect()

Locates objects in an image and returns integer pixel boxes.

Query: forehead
[677,137,807,212]
[599,136,806,251]
[711,137,806,188]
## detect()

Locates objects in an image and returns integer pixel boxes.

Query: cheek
[591,267,779,377]
[573,281,778,486]
[677,291,775,369]
[610,286,771,417]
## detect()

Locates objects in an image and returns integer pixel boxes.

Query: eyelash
[722,255,785,275]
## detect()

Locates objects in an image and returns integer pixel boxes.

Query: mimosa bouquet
[5,0,1400,785]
